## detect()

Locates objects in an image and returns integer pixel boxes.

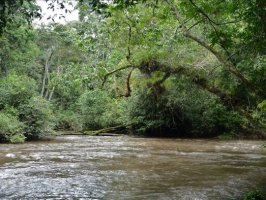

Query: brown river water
[0,135,265,200]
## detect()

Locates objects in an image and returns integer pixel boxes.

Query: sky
[33,0,79,26]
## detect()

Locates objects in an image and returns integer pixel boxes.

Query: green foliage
[0,73,54,142]
[1,0,266,141]
[186,99,243,137]
[0,112,25,142]
[9,134,26,144]
[237,56,266,92]
[126,77,243,137]
[0,73,37,109]
[0,20,41,76]
[78,90,109,129]
[125,88,180,135]
[19,96,55,140]
[0,0,41,35]
[258,101,266,111]
[78,89,123,129]
[51,63,87,108]
[55,110,83,131]
[243,188,265,200]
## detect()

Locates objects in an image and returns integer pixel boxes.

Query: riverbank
[56,129,266,140]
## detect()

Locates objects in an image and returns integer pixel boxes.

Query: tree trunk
[41,49,53,97]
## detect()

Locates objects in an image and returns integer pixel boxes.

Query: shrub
[187,99,243,137]
[19,96,55,140]
[125,77,243,137]
[78,89,123,129]
[0,112,25,142]
[0,72,37,109]
[243,188,265,200]
[256,100,266,129]
[55,110,83,131]
[9,134,26,143]
[126,88,190,136]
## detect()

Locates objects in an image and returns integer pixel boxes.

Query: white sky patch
[33,0,79,26]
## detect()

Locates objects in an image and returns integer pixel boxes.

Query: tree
[91,0,266,135]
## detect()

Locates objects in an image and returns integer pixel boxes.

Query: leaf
[258,100,266,110]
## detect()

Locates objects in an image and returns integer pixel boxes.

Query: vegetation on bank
[243,188,265,200]
[0,0,266,142]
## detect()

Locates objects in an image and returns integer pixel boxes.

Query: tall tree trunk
[41,49,53,97]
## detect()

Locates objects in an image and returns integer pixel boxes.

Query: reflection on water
[0,136,265,199]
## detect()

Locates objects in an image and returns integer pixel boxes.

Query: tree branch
[102,65,134,87]
[164,0,266,99]
[124,68,134,97]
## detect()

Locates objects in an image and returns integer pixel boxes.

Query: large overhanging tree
[88,0,265,132]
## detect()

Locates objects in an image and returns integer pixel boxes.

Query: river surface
[0,135,265,200]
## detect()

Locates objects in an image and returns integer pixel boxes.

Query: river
[0,135,265,199]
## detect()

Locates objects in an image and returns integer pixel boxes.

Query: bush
[55,110,83,131]
[19,96,55,140]
[9,134,26,143]
[0,72,37,109]
[126,88,190,136]
[243,188,265,200]
[186,99,243,137]
[125,77,243,137]
[256,100,266,129]
[0,112,25,142]
[78,89,123,129]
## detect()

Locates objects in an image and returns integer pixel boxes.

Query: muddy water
[0,136,265,200]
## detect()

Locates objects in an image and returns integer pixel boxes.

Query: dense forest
[0,0,266,143]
